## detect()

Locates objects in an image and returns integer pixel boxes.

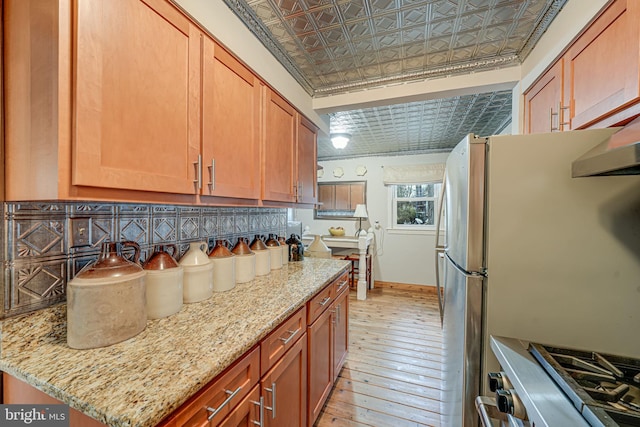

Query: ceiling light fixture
[331,133,351,149]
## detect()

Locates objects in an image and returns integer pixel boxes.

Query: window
[390,182,442,230]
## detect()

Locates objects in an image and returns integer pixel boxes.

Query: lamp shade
[353,204,368,218]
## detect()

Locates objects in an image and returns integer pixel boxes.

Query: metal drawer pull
[206,386,242,420]
[250,396,264,426]
[336,305,340,323]
[475,395,506,426]
[318,296,331,306]
[279,328,299,345]
[264,382,276,419]
[337,280,348,291]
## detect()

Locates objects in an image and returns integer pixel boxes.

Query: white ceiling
[223,0,568,160]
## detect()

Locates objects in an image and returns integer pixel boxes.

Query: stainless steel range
[477,336,640,427]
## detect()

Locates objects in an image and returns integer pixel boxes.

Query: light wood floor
[315,285,443,427]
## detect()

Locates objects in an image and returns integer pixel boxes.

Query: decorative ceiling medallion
[355,165,367,176]
[317,169,324,178]
[332,167,344,178]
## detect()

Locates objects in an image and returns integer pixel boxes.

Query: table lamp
[353,204,368,236]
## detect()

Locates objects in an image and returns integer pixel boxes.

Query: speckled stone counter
[0,258,349,427]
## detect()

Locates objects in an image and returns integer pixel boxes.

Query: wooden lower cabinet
[333,287,349,383]
[307,301,334,426]
[2,373,107,427]
[158,347,261,427]
[262,334,308,427]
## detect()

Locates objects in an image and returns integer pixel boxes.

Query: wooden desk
[302,233,373,300]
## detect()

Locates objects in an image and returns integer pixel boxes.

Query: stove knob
[496,389,526,419]
[488,372,512,392]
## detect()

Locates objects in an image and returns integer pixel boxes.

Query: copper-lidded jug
[67,241,147,349]
[143,244,183,319]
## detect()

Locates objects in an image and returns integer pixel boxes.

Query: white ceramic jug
[179,241,213,303]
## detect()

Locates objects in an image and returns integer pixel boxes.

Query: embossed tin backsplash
[1,202,287,319]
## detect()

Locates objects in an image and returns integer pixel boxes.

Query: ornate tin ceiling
[224,0,567,159]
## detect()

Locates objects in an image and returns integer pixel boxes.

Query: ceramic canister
[277,236,289,264]
[231,238,256,284]
[179,241,214,303]
[250,235,270,276]
[209,240,236,292]
[66,241,147,349]
[142,244,183,319]
[265,234,283,270]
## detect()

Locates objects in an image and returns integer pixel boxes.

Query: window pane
[396,184,435,198]
[395,200,435,225]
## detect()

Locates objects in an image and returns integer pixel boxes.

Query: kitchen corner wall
[1,201,286,319]
[295,152,449,287]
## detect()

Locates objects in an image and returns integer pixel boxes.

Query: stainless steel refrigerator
[435,129,640,426]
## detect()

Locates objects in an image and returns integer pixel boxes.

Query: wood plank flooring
[315,286,443,427]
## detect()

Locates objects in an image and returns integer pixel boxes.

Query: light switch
[70,218,91,247]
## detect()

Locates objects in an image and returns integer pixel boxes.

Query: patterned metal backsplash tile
[1,202,287,319]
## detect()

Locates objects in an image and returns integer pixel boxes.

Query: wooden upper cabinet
[4,0,201,201]
[564,0,640,129]
[73,0,201,194]
[524,60,565,134]
[201,38,261,201]
[262,89,296,203]
[296,115,318,205]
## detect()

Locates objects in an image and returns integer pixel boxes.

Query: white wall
[295,153,449,286]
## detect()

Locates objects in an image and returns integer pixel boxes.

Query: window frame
[388,182,442,233]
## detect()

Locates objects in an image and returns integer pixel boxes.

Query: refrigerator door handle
[434,175,447,326]
[435,248,445,327]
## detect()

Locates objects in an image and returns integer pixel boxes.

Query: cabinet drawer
[333,271,349,297]
[160,346,260,427]
[307,284,334,325]
[260,306,306,376]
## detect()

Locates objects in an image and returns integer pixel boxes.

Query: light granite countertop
[0,258,349,427]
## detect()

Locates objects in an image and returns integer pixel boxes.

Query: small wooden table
[302,233,373,300]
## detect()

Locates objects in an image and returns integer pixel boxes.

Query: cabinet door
[73,0,200,194]
[217,385,262,427]
[262,333,308,427]
[202,39,261,200]
[333,287,349,382]
[262,89,296,203]
[564,0,640,129]
[296,115,318,204]
[524,60,564,134]
[307,306,333,427]
[349,183,365,209]
[334,184,351,210]
[317,185,335,211]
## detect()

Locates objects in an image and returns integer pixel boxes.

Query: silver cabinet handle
[250,396,264,426]
[550,106,558,132]
[559,102,570,131]
[206,386,242,420]
[278,328,299,345]
[475,396,506,426]
[318,296,331,306]
[336,304,340,324]
[207,158,215,191]
[193,155,202,190]
[264,382,276,419]
[336,279,348,292]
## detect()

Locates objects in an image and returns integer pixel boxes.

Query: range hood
[572,116,640,177]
